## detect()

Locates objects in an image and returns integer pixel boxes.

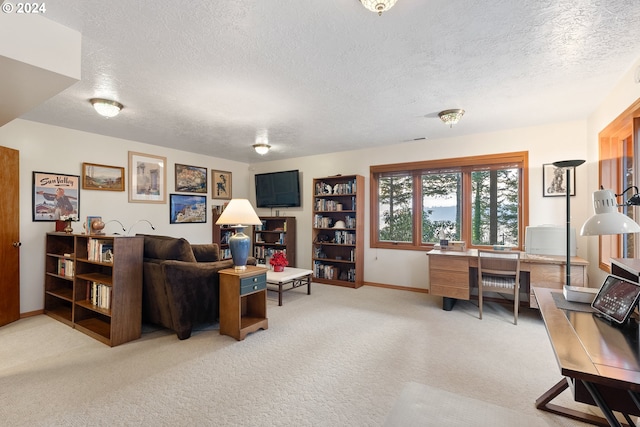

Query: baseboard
[20,309,44,318]
[364,282,429,294]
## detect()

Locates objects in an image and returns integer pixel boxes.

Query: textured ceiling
[20,0,640,163]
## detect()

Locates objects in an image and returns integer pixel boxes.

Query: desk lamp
[581,187,640,235]
[215,199,262,270]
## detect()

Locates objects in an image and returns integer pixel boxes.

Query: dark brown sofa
[140,234,254,339]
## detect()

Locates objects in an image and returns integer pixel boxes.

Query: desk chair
[478,250,521,325]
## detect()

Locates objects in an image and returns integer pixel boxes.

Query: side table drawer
[240,274,266,295]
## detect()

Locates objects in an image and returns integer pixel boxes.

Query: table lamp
[215,199,262,270]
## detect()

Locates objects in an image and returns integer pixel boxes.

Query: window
[370,152,529,251]
[598,100,640,271]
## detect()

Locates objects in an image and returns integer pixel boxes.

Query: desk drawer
[240,274,266,295]
[430,255,469,271]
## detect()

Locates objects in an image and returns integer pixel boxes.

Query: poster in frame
[543,163,576,197]
[212,170,232,200]
[128,151,167,203]
[32,171,80,221]
[175,163,207,193]
[82,162,125,191]
[169,194,207,224]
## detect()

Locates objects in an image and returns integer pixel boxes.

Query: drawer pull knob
[253,278,258,282]
[253,285,258,290]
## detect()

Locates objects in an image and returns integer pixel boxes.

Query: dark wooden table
[533,286,640,426]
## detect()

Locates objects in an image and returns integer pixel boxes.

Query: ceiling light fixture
[253,143,271,155]
[90,98,123,118]
[438,109,465,128]
[359,0,397,16]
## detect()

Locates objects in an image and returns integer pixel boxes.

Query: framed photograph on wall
[212,170,232,200]
[32,172,80,221]
[175,164,207,193]
[82,162,125,191]
[128,151,167,203]
[543,163,576,197]
[169,194,207,223]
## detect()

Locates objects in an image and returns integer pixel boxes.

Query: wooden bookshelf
[44,232,143,346]
[253,216,296,267]
[311,175,364,288]
[212,208,233,260]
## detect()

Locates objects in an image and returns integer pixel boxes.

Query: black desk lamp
[552,160,585,289]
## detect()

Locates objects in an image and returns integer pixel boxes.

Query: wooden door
[0,146,20,326]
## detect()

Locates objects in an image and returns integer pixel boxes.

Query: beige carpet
[0,283,594,426]
[385,381,551,426]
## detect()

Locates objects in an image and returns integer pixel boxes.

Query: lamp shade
[580,189,640,235]
[215,199,262,270]
[215,199,262,226]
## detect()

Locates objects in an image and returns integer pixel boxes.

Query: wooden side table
[219,266,268,340]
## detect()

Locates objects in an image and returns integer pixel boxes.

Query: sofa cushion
[191,244,220,262]
[143,235,197,262]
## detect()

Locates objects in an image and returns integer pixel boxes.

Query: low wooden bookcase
[44,232,143,346]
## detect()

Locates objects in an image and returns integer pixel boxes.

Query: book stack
[87,281,112,310]
[57,258,74,277]
[87,238,114,263]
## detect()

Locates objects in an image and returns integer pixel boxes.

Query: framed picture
[175,163,207,193]
[82,162,125,191]
[32,172,80,221]
[212,170,232,200]
[169,194,207,224]
[128,151,167,203]
[543,163,576,197]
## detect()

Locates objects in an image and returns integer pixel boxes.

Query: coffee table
[263,266,312,306]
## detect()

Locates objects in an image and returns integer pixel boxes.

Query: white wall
[251,119,590,290]
[0,119,252,314]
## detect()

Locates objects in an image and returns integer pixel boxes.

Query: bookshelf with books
[212,206,233,260]
[253,216,296,267]
[44,232,144,346]
[312,175,364,288]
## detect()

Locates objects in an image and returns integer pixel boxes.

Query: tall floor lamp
[552,159,585,289]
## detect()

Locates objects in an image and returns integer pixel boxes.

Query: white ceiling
[19,0,640,163]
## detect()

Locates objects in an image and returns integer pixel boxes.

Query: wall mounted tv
[255,170,301,208]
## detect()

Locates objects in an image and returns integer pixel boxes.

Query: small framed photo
[33,172,80,221]
[175,164,207,193]
[128,151,167,203]
[82,162,125,191]
[212,170,232,200]
[170,194,207,224]
[543,163,576,197]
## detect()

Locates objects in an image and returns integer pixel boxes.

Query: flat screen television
[255,170,301,208]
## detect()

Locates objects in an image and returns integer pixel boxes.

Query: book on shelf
[57,258,74,277]
[87,238,114,262]
[87,281,112,309]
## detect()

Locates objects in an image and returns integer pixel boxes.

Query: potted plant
[269,252,288,272]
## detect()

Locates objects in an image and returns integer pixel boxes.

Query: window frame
[597,99,640,271]
[370,151,529,251]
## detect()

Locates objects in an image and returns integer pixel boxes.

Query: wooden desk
[427,249,588,309]
[533,286,640,426]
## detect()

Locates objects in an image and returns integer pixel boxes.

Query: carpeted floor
[1,283,595,426]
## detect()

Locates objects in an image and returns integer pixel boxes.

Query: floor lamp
[552,160,585,289]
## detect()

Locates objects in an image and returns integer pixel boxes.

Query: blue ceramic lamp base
[229,227,250,271]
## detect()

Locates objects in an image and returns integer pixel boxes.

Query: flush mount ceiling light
[253,143,271,155]
[359,0,397,16]
[90,98,123,118]
[438,109,465,128]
